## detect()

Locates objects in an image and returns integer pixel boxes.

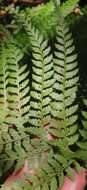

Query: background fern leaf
[77,99,87,153]
[60,0,80,17]
[0,46,9,125]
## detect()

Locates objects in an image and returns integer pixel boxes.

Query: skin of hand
[59,168,87,190]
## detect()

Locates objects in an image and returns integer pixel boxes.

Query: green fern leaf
[51,20,79,149]
[66,167,74,180]
[77,141,87,151]
[0,42,31,174]
[42,183,49,190]
[60,0,80,17]
[68,134,78,145]
[25,24,53,127]
[7,45,30,127]
[0,46,9,125]
[0,42,30,127]
[79,129,87,139]
[50,177,57,190]
[77,98,87,154]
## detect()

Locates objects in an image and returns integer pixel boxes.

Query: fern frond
[0,42,30,127]
[0,42,31,176]
[60,0,80,17]
[50,19,79,147]
[5,43,30,127]
[77,99,87,152]
[25,24,54,127]
[0,46,9,125]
